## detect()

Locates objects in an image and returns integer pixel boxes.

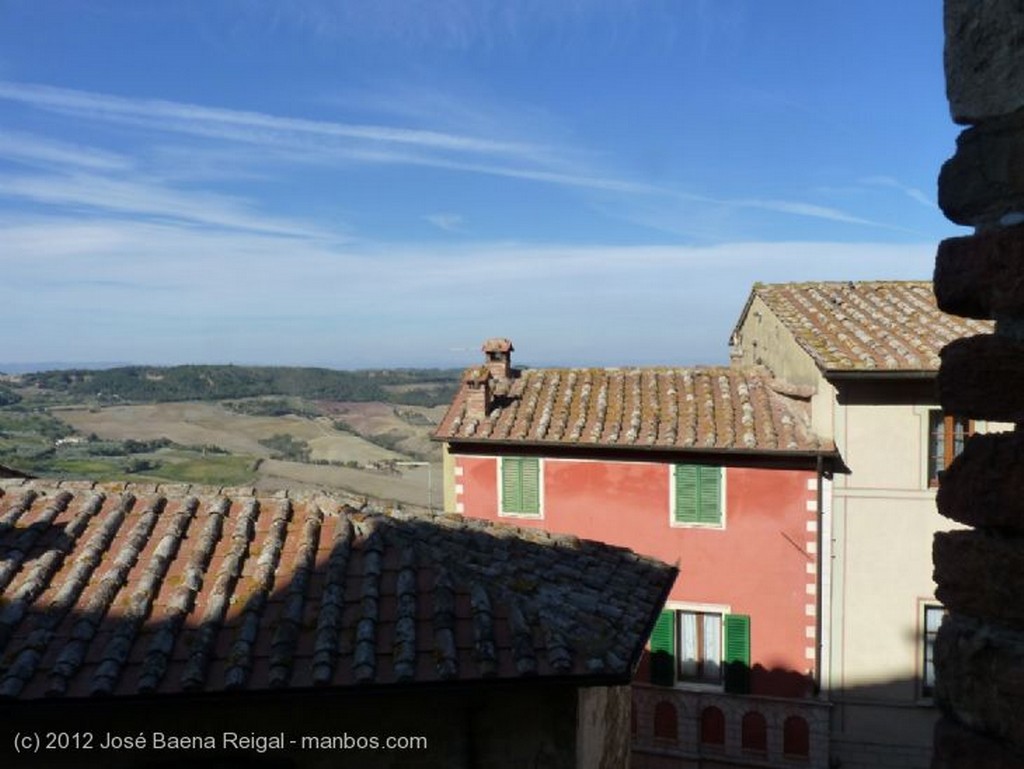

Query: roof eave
[822,369,937,381]
[440,436,839,460]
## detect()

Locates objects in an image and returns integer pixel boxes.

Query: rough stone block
[934,531,1024,628]
[935,225,1024,319]
[938,430,1024,530]
[932,716,1024,769]
[935,614,1024,749]
[938,334,1024,421]
[938,111,1024,227]
[945,0,1024,124]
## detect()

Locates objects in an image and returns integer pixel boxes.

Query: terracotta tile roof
[742,281,993,374]
[0,479,675,700]
[434,366,830,454]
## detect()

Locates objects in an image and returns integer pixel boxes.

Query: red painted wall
[455,454,818,698]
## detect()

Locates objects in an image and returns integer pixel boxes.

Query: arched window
[741,711,767,753]
[653,701,678,741]
[699,706,725,746]
[783,716,810,759]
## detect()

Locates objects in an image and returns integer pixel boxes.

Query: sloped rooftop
[0,479,676,700]
[435,365,831,454]
[741,281,992,374]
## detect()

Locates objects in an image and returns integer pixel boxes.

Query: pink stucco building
[435,340,838,766]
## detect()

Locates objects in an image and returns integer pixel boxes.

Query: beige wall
[741,299,1001,768]
[825,397,1009,767]
[828,399,942,766]
[732,295,836,442]
[732,295,824,388]
[838,403,931,492]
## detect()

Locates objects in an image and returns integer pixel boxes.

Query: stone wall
[932,2,1024,766]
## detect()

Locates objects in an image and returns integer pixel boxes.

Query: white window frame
[920,602,945,701]
[663,601,731,691]
[497,456,545,519]
[669,464,726,529]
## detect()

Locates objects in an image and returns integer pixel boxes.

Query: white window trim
[663,600,731,691]
[668,464,726,529]
[497,456,545,519]
[919,600,945,703]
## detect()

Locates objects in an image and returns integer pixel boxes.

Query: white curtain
[679,612,698,678]
[703,613,721,681]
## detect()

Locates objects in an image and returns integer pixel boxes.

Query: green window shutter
[501,458,522,512]
[501,457,540,514]
[519,457,540,514]
[698,466,722,524]
[723,613,751,694]
[674,465,722,524]
[674,465,699,523]
[649,610,676,686]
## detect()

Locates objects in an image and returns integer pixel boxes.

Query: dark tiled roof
[742,281,992,373]
[435,366,830,454]
[0,479,675,700]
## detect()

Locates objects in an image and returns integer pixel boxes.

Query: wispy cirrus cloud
[0,81,545,160]
[0,130,132,171]
[0,81,922,248]
[731,198,888,228]
[0,81,662,197]
[860,175,936,209]
[423,213,465,232]
[0,172,335,239]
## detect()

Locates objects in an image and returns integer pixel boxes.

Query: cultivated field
[51,400,446,507]
[257,459,439,510]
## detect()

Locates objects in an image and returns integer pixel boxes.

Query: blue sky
[0,1,963,369]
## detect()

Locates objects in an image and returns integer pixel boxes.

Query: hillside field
[0,365,460,508]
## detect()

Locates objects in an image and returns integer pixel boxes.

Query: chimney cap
[463,367,492,386]
[482,338,514,354]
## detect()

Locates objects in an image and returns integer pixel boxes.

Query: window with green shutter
[673,464,722,525]
[649,609,750,691]
[500,457,541,516]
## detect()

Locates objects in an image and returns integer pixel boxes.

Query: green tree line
[20,365,460,405]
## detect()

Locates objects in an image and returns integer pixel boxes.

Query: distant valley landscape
[0,364,461,510]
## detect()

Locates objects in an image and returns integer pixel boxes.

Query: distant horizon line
[0,353,734,376]
[0,361,467,375]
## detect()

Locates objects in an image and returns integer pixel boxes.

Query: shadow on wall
[636,649,816,699]
[635,673,941,769]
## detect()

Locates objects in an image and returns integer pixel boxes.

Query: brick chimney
[462,366,492,420]
[482,338,514,381]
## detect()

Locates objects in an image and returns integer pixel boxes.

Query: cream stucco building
[730,281,996,769]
